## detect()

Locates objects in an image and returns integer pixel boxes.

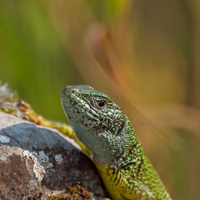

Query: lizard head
[61,85,134,166]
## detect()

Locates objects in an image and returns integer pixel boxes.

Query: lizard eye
[97,100,106,109]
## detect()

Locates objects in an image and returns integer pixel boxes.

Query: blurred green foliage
[0,0,83,120]
[0,0,200,200]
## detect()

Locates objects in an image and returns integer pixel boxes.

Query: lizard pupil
[97,100,106,108]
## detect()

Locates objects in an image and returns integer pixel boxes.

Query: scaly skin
[61,85,171,200]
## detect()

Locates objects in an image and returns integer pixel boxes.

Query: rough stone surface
[0,112,108,200]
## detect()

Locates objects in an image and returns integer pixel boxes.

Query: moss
[48,182,93,200]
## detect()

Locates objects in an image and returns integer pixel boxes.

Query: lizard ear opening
[116,121,125,136]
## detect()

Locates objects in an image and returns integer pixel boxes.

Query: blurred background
[0,0,200,199]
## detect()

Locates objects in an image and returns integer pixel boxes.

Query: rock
[0,112,109,200]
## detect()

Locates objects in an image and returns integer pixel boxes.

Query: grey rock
[0,112,109,200]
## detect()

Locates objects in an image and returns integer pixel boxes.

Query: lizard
[60,85,171,200]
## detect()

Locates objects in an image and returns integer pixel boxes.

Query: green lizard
[61,85,171,200]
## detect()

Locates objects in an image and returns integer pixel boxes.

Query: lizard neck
[114,120,145,169]
[91,120,146,169]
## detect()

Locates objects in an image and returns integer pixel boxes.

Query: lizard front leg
[107,167,155,200]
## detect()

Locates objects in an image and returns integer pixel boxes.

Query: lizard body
[61,85,171,200]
